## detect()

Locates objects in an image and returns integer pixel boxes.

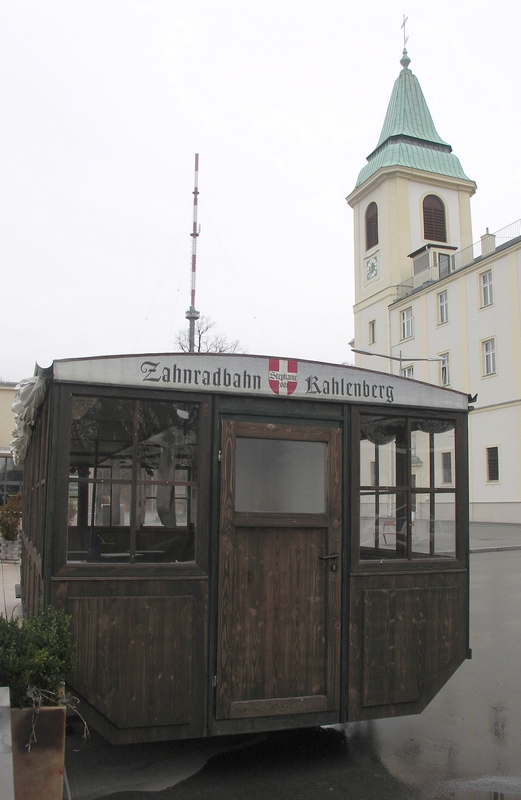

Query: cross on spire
[401,14,409,48]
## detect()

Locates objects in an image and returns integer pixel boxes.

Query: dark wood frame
[20,380,470,743]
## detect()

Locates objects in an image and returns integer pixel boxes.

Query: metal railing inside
[395,219,521,301]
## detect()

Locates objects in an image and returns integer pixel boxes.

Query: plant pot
[0,538,21,562]
[10,706,66,800]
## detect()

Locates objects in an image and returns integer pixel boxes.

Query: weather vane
[401,14,409,48]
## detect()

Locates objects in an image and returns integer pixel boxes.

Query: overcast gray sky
[1,0,520,382]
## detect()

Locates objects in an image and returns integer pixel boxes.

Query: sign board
[51,353,468,411]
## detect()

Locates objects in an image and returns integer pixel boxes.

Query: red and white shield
[268,358,298,396]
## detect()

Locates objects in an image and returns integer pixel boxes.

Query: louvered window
[423,195,447,242]
[365,202,378,250]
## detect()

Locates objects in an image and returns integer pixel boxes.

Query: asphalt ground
[2,522,521,800]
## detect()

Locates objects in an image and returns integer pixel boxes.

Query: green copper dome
[354,50,472,188]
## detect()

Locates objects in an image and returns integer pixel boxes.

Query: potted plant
[0,606,85,800]
[0,494,22,562]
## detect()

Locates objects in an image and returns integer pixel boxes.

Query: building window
[483,338,496,376]
[402,365,414,379]
[401,307,413,340]
[369,319,376,344]
[440,353,450,386]
[486,446,500,482]
[423,195,447,242]
[437,252,452,278]
[365,202,378,250]
[0,456,23,505]
[481,270,493,307]
[438,290,449,324]
[441,451,453,484]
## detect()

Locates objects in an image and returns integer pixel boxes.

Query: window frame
[423,195,447,243]
[480,269,493,308]
[352,406,467,571]
[441,451,453,485]
[401,307,414,340]
[365,202,379,251]
[482,337,497,376]
[438,290,449,325]
[486,445,500,483]
[440,352,450,387]
[55,384,211,577]
[368,319,376,345]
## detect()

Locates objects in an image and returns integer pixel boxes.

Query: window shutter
[423,195,447,242]
[365,202,378,250]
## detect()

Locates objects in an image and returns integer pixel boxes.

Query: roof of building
[354,50,473,189]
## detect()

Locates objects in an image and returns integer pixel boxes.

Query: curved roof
[354,50,472,188]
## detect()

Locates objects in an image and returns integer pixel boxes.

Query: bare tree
[174,315,245,354]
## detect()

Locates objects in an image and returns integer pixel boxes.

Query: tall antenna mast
[185,153,200,352]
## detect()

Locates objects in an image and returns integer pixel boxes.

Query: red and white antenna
[185,153,200,352]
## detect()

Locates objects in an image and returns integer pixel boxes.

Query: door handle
[319,552,339,560]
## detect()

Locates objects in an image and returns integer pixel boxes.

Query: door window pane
[235,438,327,513]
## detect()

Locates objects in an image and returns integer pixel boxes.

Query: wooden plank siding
[216,421,342,723]
[51,578,208,743]
[348,570,467,720]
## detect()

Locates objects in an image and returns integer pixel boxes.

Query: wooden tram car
[16,352,470,744]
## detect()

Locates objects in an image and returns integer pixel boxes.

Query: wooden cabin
[15,353,470,744]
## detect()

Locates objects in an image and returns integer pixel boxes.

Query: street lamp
[350,348,444,372]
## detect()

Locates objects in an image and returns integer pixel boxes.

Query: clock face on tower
[366,254,378,280]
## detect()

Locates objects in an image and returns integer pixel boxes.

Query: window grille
[441,451,453,484]
[486,446,499,482]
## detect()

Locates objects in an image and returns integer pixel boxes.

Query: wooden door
[216,421,342,720]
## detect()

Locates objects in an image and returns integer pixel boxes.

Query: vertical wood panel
[69,596,193,728]
[361,584,459,709]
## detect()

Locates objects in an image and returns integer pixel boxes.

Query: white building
[347,48,521,524]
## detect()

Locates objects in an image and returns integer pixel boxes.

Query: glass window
[0,456,23,505]
[359,414,457,561]
[438,290,449,324]
[438,253,451,279]
[369,319,376,344]
[486,446,500,482]
[483,338,496,375]
[67,396,200,564]
[481,270,493,307]
[401,307,413,340]
[235,438,326,513]
[441,451,453,484]
[440,353,450,386]
[402,366,414,379]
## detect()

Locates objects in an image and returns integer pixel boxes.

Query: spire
[354,50,472,189]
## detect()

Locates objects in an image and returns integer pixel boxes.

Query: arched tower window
[423,195,447,242]
[365,202,378,250]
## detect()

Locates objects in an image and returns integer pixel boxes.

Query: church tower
[347,49,476,365]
